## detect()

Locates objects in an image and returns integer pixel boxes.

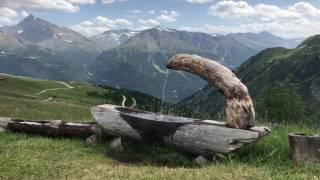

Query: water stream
[157,69,169,120]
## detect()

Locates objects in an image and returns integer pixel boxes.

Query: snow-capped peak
[91,29,139,46]
[154,26,174,32]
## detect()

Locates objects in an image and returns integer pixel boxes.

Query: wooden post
[289,133,320,164]
[167,54,255,129]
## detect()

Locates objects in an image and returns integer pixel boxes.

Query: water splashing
[161,70,169,107]
[157,69,169,120]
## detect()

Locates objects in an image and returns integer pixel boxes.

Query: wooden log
[0,75,8,81]
[91,104,270,156]
[167,54,255,129]
[0,117,97,138]
[289,133,320,164]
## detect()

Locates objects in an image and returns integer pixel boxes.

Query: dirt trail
[41,97,53,102]
[35,82,75,102]
[35,82,74,95]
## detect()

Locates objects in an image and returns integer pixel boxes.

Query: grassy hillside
[0,74,319,179]
[0,73,169,121]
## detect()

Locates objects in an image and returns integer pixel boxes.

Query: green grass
[1,126,319,179]
[0,76,102,121]
[0,75,142,121]
[0,75,319,179]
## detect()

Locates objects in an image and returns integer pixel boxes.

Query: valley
[0,15,303,103]
[1,1,320,179]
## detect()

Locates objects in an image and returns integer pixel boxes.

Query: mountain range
[185,35,320,120]
[0,15,303,102]
[88,26,302,102]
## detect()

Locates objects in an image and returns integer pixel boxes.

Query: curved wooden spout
[167,54,255,129]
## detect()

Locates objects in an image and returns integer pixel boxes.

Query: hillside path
[35,82,74,95]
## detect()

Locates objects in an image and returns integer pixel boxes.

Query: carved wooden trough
[91,54,271,156]
[92,105,270,156]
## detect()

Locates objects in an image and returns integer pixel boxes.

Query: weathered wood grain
[91,104,270,156]
[167,54,255,129]
[289,133,320,164]
[0,76,8,81]
[0,117,96,138]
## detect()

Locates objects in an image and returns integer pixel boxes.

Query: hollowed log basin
[91,104,271,156]
[289,133,320,164]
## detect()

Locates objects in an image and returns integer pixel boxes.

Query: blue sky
[0,0,320,38]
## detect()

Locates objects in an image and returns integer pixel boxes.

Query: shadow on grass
[103,139,198,168]
[103,125,320,169]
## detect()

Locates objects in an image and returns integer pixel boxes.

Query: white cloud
[186,0,213,4]
[148,10,155,14]
[130,9,142,14]
[156,10,180,23]
[20,10,29,17]
[138,19,160,26]
[0,7,18,18]
[95,16,132,26]
[0,0,95,13]
[101,0,127,4]
[135,25,152,31]
[209,1,255,18]
[206,1,320,38]
[101,0,114,4]
[68,0,95,4]
[70,16,132,35]
[180,24,239,35]
[289,2,320,17]
[0,7,18,26]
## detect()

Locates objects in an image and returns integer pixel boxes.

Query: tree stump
[288,133,320,164]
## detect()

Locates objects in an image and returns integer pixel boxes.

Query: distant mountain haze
[89,26,302,102]
[0,15,304,103]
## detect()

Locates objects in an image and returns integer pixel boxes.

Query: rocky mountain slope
[0,15,303,103]
[90,27,302,102]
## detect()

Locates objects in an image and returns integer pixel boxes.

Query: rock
[85,134,97,147]
[193,155,211,166]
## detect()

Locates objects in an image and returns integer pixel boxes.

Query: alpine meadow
[0,0,320,179]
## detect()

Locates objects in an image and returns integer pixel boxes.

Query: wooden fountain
[91,54,271,156]
[0,54,270,158]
